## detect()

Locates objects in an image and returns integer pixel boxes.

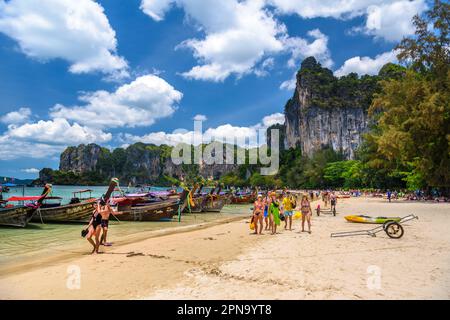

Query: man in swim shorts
[330,192,337,212]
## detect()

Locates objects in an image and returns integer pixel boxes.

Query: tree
[367,0,450,191]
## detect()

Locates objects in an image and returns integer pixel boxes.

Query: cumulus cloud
[142,0,286,82]
[6,118,112,145]
[0,0,128,78]
[361,0,428,42]
[50,75,183,129]
[120,112,284,148]
[334,50,398,77]
[0,107,32,124]
[262,112,284,127]
[0,135,64,160]
[269,0,427,42]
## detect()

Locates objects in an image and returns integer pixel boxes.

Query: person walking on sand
[269,193,281,234]
[86,201,103,254]
[253,194,264,235]
[263,193,271,231]
[387,190,392,202]
[300,195,312,234]
[282,192,295,231]
[98,195,114,247]
[330,191,337,212]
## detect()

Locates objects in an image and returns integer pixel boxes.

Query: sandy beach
[0,197,449,300]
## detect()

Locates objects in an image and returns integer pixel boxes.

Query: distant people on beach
[330,192,337,212]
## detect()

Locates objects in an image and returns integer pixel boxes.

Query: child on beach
[269,192,281,235]
[300,195,312,234]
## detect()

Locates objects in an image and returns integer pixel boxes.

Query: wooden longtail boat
[114,190,188,221]
[31,199,96,223]
[0,185,51,227]
[231,191,257,204]
[201,186,229,212]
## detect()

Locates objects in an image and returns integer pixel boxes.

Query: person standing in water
[253,195,264,235]
[300,195,312,234]
[269,192,281,235]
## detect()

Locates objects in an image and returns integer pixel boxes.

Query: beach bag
[81,228,89,238]
[249,216,255,230]
[280,213,285,221]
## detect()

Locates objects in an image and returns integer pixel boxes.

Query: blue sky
[0,0,430,179]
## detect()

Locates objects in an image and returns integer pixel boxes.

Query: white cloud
[268,0,386,19]
[0,107,31,124]
[142,0,286,82]
[284,29,333,69]
[21,168,40,174]
[0,135,64,160]
[50,75,183,129]
[334,50,398,77]
[280,76,297,90]
[6,118,112,145]
[120,112,284,148]
[262,112,284,127]
[362,0,427,42]
[0,0,128,78]
[193,114,207,121]
[269,0,427,42]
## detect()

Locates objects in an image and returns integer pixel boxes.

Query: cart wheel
[385,222,404,239]
[382,220,395,231]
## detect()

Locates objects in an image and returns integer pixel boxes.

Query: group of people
[85,196,113,254]
[251,191,313,235]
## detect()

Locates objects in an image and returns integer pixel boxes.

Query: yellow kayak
[345,215,402,224]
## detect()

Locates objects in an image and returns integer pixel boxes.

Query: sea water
[0,186,251,270]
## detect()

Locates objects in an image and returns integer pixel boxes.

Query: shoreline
[0,197,449,300]
[0,214,248,278]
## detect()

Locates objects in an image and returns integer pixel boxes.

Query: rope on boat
[37,207,45,225]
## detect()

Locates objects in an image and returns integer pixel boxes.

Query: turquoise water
[0,187,251,269]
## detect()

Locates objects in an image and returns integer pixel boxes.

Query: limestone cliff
[53,142,238,185]
[284,57,380,159]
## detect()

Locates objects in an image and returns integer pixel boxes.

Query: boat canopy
[1,183,17,187]
[73,189,93,194]
[7,195,42,202]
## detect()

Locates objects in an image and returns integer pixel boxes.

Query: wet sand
[0,197,449,299]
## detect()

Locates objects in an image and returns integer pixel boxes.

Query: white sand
[1,197,449,300]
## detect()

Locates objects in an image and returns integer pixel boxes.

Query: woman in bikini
[253,195,264,235]
[300,195,312,234]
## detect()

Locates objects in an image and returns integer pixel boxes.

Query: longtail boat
[32,198,96,223]
[202,186,229,212]
[114,189,188,221]
[0,185,51,227]
[184,184,207,213]
[231,190,257,204]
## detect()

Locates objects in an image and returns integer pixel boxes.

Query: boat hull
[202,195,229,212]
[0,206,36,227]
[116,200,182,221]
[32,200,95,223]
[231,195,255,204]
